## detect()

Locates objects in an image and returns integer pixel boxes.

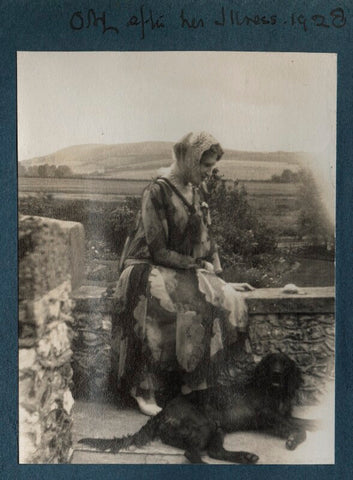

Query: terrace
[18,216,335,464]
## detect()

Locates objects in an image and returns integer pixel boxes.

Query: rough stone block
[19,215,85,299]
[18,215,85,463]
[57,219,85,290]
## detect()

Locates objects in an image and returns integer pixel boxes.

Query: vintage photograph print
[18,51,335,464]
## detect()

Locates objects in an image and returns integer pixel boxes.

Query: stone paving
[72,384,334,465]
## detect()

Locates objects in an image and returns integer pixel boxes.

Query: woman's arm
[142,183,197,269]
[211,250,223,275]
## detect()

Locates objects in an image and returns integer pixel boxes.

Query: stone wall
[244,287,335,404]
[71,285,334,406]
[18,215,84,463]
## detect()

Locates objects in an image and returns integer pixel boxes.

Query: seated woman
[112,131,253,416]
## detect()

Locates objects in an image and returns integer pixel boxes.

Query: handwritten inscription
[69,6,348,38]
[291,7,347,31]
[70,9,119,35]
[213,7,277,27]
[127,6,165,40]
[180,9,204,29]
[209,6,347,31]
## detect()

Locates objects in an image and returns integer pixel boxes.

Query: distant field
[217,160,299,182]
[100,159,300,182]
[18,177,149,198]
[18,176,299,200]
[238,181,299,196]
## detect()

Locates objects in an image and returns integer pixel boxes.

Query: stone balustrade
[71,285,334,406]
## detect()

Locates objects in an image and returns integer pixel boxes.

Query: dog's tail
[78,414,161,453]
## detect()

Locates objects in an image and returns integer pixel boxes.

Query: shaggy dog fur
[79,353,317,464]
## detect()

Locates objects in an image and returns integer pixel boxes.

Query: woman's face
[189,152,218,186]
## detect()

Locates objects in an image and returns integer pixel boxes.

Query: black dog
[79,353,317,464]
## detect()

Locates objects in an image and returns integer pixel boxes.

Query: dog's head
[253,353,303,399]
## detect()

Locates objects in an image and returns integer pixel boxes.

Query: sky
[17,51,336,159]
[17,51,336,221]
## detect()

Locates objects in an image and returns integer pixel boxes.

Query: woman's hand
[201,261,215,272]
[195,259,215,272]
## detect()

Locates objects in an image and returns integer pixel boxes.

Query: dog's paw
[286,434,298,450]
[238,451,259,464]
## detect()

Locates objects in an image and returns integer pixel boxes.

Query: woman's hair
[200,144,224,163]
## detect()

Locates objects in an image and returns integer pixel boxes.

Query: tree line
[270,169,299,183]
[18,163,73,178]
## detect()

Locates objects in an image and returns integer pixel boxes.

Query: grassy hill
[19,142,310,181]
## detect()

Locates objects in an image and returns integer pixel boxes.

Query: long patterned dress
[112,177,248,396]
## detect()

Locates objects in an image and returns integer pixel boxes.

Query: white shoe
[131,389,162,416]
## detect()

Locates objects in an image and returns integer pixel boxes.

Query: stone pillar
[71,286,113,400]
[18,215,84,463]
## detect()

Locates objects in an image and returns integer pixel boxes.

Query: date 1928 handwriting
[69,6,347,38]
[290,8,346,31]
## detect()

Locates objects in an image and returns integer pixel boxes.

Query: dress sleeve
[141,183,196,269]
